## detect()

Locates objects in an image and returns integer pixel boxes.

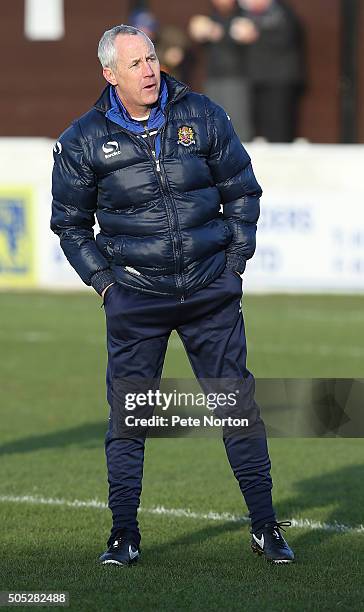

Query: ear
[103,67,117,86]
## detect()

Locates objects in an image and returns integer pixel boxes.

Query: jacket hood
[93,71,189,115]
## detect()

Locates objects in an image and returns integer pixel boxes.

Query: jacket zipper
[105,88,189,302]
[145,126,185,302]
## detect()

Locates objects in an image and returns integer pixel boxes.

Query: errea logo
[102,140,121,159]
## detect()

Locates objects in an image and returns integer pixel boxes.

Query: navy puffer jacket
[51,73,262,298]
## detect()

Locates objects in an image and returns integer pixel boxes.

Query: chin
[143,92,159,106]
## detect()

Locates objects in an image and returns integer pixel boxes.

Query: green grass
[0,292,363,611]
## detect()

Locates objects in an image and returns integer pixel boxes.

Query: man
[235,0,305,142]
[51,25,294,565]
[189,0,254,142]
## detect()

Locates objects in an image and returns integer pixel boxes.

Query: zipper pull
[156,158,160,172]
[180,295,185,303]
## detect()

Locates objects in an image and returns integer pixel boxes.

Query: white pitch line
[0,494,363,535]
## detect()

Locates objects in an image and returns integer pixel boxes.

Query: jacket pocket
[113,239,126,265]
[124,265,142,277]
[226,268,242,280]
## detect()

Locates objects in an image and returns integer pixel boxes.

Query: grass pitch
[0,292,363,611]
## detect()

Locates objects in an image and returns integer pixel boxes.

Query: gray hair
[98,25,150,70]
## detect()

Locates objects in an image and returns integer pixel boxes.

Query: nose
[142,60,154,78]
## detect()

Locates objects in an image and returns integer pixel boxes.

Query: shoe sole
[251,544,294,564]
[101,560,126,566]
[100,558,139,567]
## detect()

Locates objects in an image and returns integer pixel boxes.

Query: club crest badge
[177,126,196,147]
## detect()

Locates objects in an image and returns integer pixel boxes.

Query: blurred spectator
[129,9,159,41]
[189,0,254,142]
[235,0,305,142]
[129,9,192,83]
[156,25,192,83]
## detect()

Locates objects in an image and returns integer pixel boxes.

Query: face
[239,0,272,11]
[211,0,236,12]
[103,33,161,117]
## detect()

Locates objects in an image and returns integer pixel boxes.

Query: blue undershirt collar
[106,77,168,136]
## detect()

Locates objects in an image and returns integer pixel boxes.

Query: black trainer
[99,531,141,566]
[251,521,295,564]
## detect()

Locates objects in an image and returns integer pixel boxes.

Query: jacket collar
[105,77,168,134]
[93,71,189,116]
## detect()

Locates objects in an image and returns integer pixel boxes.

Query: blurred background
[2,0,364,141]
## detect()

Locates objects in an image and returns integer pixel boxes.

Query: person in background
[129,9,192,83]
[128,8,159,42]
[189,0,255,142]
[156,24,192,83]
[235,0,305,142]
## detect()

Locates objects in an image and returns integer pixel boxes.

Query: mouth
[143,83,157,91]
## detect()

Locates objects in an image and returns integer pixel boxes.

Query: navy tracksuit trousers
[103,268,275,546]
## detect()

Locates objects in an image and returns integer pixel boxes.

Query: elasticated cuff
[90,269,116,295]
[225,254,247,275]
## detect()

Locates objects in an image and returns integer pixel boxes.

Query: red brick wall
[0,0,360,142]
